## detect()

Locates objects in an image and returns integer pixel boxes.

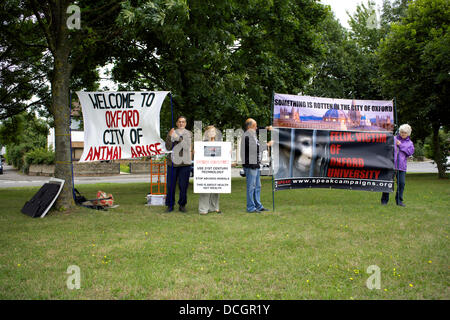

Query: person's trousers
[198,193,220,214]
[166,165,191,208]
[244,167,263,212]
[381,170,406,204]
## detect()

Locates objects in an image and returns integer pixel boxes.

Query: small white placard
[194,141,231,193]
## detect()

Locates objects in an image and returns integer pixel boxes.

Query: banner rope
[169,92,174,209]
[394,97,399,201]
[69,90,76,202]
[270,91,275,212]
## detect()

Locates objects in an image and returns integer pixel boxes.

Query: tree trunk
[52,50,75,210]
[431,123,447,179]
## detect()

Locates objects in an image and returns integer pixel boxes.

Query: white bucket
[146,194,166,206]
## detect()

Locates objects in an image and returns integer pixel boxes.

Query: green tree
[303,9,359,98]
[0,2,51,120]
[380,0,410,33]
[0,113,48,147]
[0,112,48,170]
[113,0,326,130]
[378,0,450,178]
[0,0,123,209]
[305,1,386,100]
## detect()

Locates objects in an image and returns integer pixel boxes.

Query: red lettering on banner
[136,145,144,157]
[330,132,387,143]
[106,146,113,159]
[85,147,93,161]
[130,143,162,159]
[354,133,387,143]
[93,147,101,160]
[105,110,140,128]
[329,157,364,168]
[131,147,138,158]
[327,168,381,179]
[84,146,122,161]
[330,132,355,142]
[147,143,162,155]
[330,144,341,154]
[373,170,380,179]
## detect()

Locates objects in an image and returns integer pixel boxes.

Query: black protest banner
[272,93,395,192]
[273,128,394,192]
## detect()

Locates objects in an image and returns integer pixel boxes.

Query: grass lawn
[0,173,448,299]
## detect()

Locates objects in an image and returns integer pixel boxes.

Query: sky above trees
[321,0,385,29]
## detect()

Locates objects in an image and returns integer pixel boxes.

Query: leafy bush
[421,130,450,176]
[120,163,130,173]
[2,112,49,171]
[24,147,55,172]
[423,135,433,159]
[424,130,449,165]
[25,147,55,165]
[413,140,425,161]
[6,143,34,171]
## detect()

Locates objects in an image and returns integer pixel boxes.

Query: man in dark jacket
[240,118,273,212]
[165,116,193,212]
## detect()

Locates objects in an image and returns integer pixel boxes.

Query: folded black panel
[21,183,61,218]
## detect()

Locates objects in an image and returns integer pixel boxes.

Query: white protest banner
[194,141,232,193]
[76,91,169,162]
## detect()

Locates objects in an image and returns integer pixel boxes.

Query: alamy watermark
[66,265,81,289]
[366,265,381,290]
[170,120,275,169]
[366,8,380,30]
[66,4,81,30]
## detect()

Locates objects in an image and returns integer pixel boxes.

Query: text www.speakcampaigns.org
[292,178,393,188]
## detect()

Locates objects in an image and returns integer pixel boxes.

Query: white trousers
[198,193,220,213]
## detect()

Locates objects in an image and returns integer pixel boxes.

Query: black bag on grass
[74,188,87,204]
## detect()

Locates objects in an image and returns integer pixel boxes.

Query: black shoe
[381,202,388,205]
[165,207,173,213]
[397,202,406,207]
[257,207,269,212]
[179,206,187,213]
